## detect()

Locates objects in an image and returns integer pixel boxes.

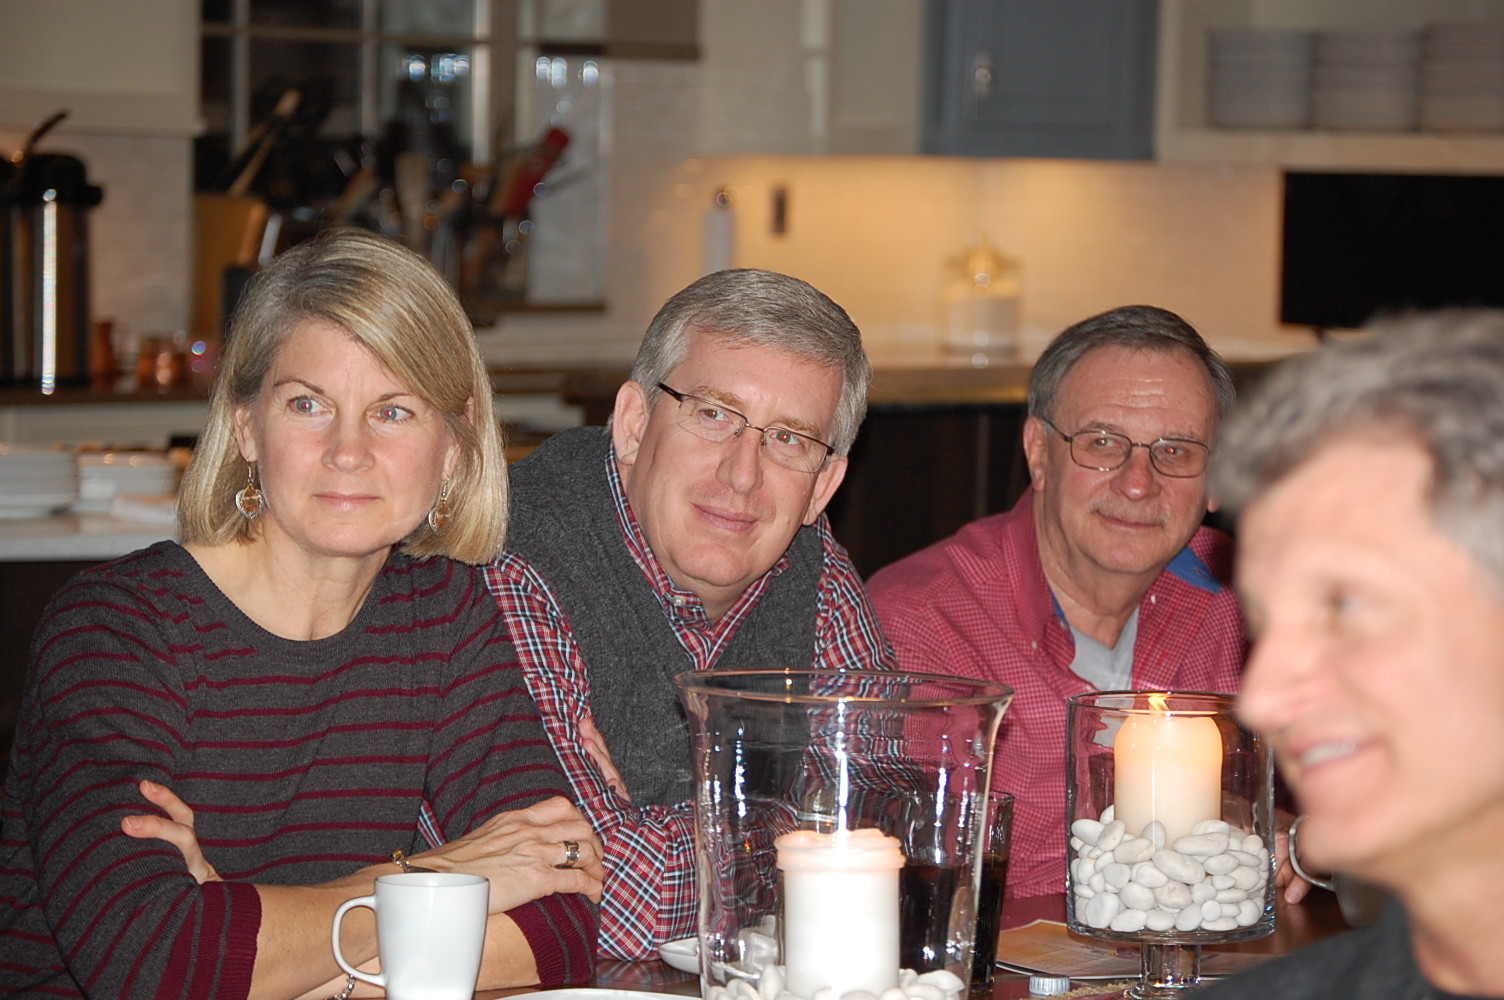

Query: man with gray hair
[869,305,1248,902]
[1194,309,1504,999]
[485,268,895,959]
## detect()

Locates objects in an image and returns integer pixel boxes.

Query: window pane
[200,36,233,135]
[522,55,607,304]
[197,35,234,190]
[202,0,232,24]
[237,41,364,212]
[250,39,361,138]
[539,0,606,42]
[250,0,360,30]
[380,44,475,173]
[381,0,475,36]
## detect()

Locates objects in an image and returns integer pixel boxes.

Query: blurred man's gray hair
[1211,308,1504,587]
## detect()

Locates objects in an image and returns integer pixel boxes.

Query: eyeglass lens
[1069,430,1207,477]
[670,391,828,473]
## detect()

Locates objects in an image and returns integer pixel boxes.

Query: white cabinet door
[696,0,922,155]
[0,0,199,135]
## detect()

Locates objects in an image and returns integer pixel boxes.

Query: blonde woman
[0,229,601,1000]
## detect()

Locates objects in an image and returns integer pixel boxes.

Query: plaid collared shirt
[484,446,895,959]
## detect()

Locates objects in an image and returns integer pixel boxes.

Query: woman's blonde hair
[177,228,508,564]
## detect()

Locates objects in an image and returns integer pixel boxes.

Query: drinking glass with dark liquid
[897,790,1016,987]
[898,859,963,970]
[971,791,1015,990]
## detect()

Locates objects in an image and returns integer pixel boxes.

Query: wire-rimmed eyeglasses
[657,383,834,474]
[1040,417,1211,479]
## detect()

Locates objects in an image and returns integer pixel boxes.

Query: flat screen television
[1280,171,1504,332]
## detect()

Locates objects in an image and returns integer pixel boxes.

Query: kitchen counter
[2,358,1275,414]
[0,512,175,562]
[0,368,597,448]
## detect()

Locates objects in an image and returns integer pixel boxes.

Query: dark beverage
[899,861,962,970]
[971,853,1010,985]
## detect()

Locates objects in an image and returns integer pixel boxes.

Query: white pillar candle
[1113,695,1223,845]
[776,828,906,998]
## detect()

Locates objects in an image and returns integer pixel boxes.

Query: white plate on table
[658,936,699,974]
[0,492,78,518]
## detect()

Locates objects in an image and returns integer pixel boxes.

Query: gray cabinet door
[922,0,1158,160]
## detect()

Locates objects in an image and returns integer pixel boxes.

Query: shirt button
[1030,641,1039,650]
[672,595,688,607]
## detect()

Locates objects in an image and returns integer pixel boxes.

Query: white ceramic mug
[331,872,489,1000]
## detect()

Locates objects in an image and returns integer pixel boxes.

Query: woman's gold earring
[427,480,453,533]
[235,464,263,520]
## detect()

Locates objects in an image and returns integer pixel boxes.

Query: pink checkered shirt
[485,450,895,959]
[867,488,1247,900]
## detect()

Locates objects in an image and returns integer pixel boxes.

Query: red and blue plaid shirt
[483,446,895,959]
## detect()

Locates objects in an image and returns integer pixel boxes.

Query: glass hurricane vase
[676,669,1014,1000]
[1065,691,1275,999]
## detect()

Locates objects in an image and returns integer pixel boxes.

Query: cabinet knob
[971,53,994,99]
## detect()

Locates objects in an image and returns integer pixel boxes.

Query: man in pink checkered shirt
[485,269,895,960]
[868,305,1248,903]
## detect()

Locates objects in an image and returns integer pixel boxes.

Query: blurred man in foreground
[1195,309,1504,998]
[868,305,1247,899]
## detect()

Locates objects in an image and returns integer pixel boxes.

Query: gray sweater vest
[506,427,823,807]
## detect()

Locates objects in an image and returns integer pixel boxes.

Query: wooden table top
[477,889,1349,1000]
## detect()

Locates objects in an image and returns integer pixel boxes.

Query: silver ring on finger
[556,839,582,869]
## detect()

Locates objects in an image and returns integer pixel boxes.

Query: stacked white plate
[1312,29,1422,130]
[1208,29,1315,129]
[75,451,178,514]
[1421,23,1504,132]
[0,445,78,518]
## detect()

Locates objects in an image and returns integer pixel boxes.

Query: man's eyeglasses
[657,383,835,474]
[1040,418,1211,479]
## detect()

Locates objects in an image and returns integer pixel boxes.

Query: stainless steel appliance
[3,113,104,392]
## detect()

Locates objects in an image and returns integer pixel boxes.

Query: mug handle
[331,894,385,990]
[1286,816,1337,892]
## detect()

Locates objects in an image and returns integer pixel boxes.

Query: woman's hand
[580,713,631,802]
[121,779,222,884]
[411,796,605,909]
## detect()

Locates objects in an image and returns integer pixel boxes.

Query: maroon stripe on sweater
[141,884,197,999]
[70,869,187,981]
[442,761,568,827]
[171,753,427,784]
[508,891,598,986]
[42,670,187,715]
[178,720,431,751]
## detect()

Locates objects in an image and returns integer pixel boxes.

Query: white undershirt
[1068,606,1140,690]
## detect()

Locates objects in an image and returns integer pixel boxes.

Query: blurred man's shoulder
[1195,907,1419,1000]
